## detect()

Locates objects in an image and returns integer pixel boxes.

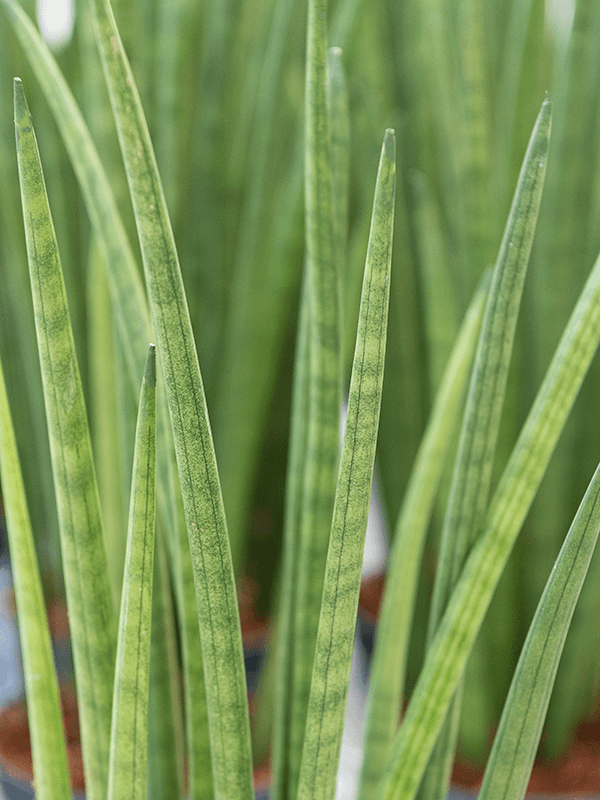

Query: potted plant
[2,0,600,799]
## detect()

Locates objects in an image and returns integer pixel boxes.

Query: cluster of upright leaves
[5,2,600,800]
[3,2,397,800]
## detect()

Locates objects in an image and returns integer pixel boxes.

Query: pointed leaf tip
[145,344,156,388]
[13,77,28,119]
[535,96,552,148]
[383,128,395,162]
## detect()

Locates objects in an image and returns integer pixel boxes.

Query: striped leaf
[147,528,185,800]
[418,91,551,800]
[479,461,600,800]
[372,130,600,800]
[1,0,150,391]
[0,351,70,800]
[286,0,343,790]
[89,1,254,798]
[357,269,490,800]
[297,128,395,800]
[14,77,116,800]
[108,345,156,800]
[1,7,214,786]
[374,93,551,800]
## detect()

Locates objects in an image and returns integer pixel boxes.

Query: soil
[359,574,600,795]
[3,578,600,795]
[452,715,600,794]
[0,684,84,791]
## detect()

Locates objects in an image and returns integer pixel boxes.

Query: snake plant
[1,1,600,800]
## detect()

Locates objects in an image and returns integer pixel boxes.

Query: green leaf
[374,233,600,800]
[165,442,214,800]
[357,269,490,800]
[0,352,70,800]
[297,128,395,800]
[89,2,254,798]
[478,460,600,800]
[0,0,150,392]
[108,344,156,800]
[453,0,495,287]
[410,171,461,394]
[326,46,350,335]
[271,269,312,800]
[87,241,127,609]
[0,8,214,787]
[14,77,116,800]
[287,0,343,789]
[212,0,298,568]
[419,91,552,800]
[374,93,552,800]
[147,529,185,800]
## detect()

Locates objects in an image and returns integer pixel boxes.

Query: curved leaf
[357,269,490,800]
[373,147,600,800]
[0,0,150,391]
[479,461,600,800]
[89,2,254,797]
[14,77,116,800]
[373,93,551,800]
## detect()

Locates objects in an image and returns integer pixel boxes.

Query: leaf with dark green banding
[418,93,551,800]
[88,2,254,798]
[0,354,71,800]
[372,94,551,800]
[0,0,150,392]
[108,344,156,800]
[288,0,343,790]
[327,46,349,313]
[164,438,214,800]
[478,461,600,800]
[0,7,214,786]
[374,157,600,800]
[271,271,312,800]
[147,528,185,800]
[297,128,395,800]
[14,77,116,800]
[357,269,490,800]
